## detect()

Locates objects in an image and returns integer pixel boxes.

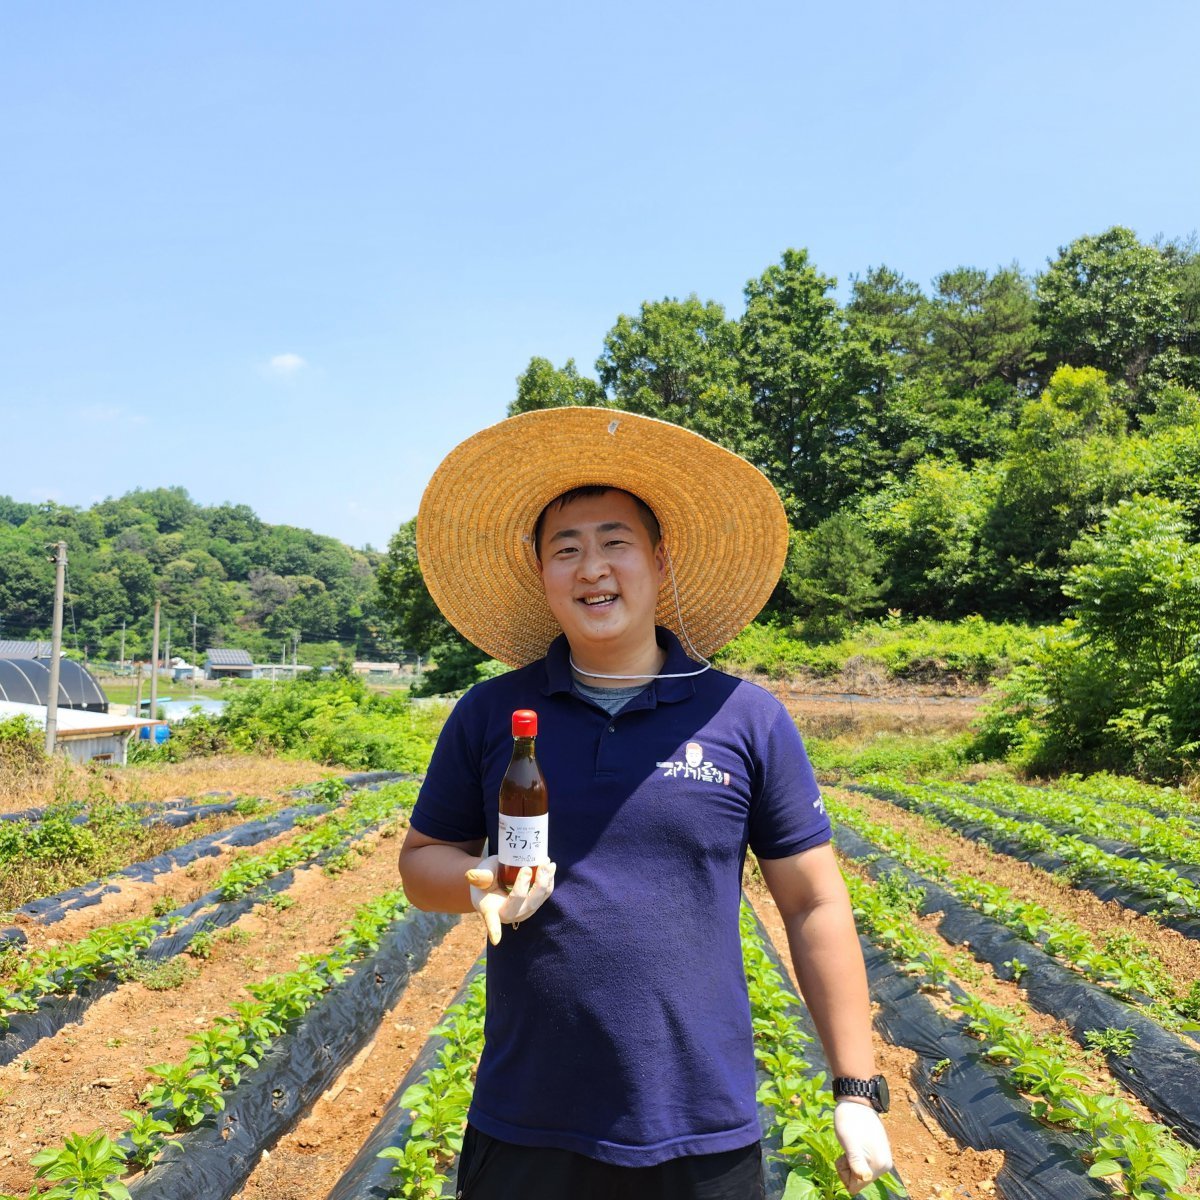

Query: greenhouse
[0,657,109,713]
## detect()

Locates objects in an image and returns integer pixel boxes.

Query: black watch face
[874,1074,890,1112]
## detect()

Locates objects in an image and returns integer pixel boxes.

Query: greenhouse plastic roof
[0,658,109,711]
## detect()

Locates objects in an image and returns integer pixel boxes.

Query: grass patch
[718,615,1045,686]
[806,731,980,780]
[120,958,196,991]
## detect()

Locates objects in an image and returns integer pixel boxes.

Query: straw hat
[416,406,789,668]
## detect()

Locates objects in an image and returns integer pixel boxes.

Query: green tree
[596,295,751,451]
[844,265,926,371]
[982,366,1141,615]
[1065,496,1200,687]
[1036,226,1182,398]
[509,357,606,415]
[858,457,1000,616]
[923,265,1038,397]
[740,248,872,522]
[778,513,887,639]
[985,496,1200,780]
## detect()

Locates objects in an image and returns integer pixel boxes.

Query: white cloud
[265,352,308,377]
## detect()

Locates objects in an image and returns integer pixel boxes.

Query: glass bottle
[498,709,548,892]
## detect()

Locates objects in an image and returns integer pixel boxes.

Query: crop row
[0,889,415,1200]
[0,780,415,1035]
[860,775,1200,922]
[940,778,1200,874]
[843,866,1198,1198]
[1051,774,1200,823]
[341,904,905,1200]
[829,796,1200,1032]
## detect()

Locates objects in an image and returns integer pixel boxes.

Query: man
[399,407,894,1199]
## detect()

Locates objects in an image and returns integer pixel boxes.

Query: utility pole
[164,621,171,676]
[293,631,299,673]
[44,541,67,756]
[119,619,126,669]
[192,612,198,697]
[149,600,161,719]
[135,661,144,715]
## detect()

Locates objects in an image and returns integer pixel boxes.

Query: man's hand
[465,855,556,945]
[834,1100,894,1194]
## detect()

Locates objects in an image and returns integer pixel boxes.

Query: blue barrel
[138,723,171,743]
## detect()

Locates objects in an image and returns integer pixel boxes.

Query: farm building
[0,657,109,712]
[0,700,156,765]
[352,661,403,677]
[204,648,253,679]
[204,648,311,681]
[0,640,53,657]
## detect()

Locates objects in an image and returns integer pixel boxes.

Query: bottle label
[498,813,548,868]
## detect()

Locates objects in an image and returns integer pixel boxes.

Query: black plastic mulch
[837,826,1200,1147]
[1,771,417,946]
[859,936,1108,1200]
[127,907,460,1200]
[1,801,330,933]
[0,789,417,1065]
[852,783,1200,942]
[324,957,486,1200]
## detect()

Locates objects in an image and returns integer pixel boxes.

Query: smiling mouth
[579,594,618,607]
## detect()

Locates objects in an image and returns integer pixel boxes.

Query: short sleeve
[747,701,831,859]
[409,691,489,844]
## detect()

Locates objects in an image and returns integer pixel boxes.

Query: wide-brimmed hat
[416,406,789,668]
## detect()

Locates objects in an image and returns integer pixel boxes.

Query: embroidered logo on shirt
[656,741,730,785]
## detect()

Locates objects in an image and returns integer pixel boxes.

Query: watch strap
[832,1074,888,1112]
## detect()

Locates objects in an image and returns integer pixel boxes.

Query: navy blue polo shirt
[410,628,830,1167]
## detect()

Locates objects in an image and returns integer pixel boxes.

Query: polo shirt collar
[541,627,699,706]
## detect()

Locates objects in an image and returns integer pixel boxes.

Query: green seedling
[1084,1026,1137,1058]
[119,1110,177,1169]
[28,1129,132,1200]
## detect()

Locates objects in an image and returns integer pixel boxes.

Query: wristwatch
[832,1074,890,1113]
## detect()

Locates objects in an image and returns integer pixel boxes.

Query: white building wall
[60,732,130,765]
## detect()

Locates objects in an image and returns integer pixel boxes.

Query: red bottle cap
[512,709,537,737]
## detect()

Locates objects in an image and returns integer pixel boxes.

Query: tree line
[381,227,1200,782]
[0,488,398,664]
[381,226,1200,685]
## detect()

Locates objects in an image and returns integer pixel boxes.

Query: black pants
[455,1124,767,1200]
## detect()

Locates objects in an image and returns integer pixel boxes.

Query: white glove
[834,1100,895,1195]
[464,854,556,946]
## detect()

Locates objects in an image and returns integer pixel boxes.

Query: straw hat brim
[416,406,789,668]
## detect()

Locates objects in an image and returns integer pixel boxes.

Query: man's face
[536,490,666,659]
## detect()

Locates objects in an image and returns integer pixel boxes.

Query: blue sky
[1,0,1196,551]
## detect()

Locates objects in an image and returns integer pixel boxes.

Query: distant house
[205,648,254,680]
[0,640,53,658]
[352,661,402,677]
[204,648,311,681]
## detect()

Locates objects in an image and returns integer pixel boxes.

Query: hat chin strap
[567,547,714,681]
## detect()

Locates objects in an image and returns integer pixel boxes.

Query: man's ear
[655,540,668,584]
